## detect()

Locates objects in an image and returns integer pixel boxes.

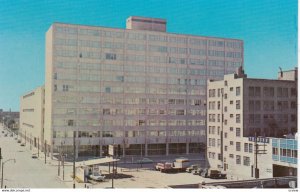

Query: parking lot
[0,124,232,188]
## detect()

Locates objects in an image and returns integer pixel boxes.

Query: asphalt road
[0,125,67,188]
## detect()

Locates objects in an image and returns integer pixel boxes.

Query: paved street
[0,124,231,188]
[0,124,67,188]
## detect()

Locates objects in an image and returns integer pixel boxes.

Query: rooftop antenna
[279,67,283,77]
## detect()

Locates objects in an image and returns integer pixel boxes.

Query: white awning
[75,157,120,167]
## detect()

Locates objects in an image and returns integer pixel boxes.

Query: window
[230,127,233,131]
[287,149,292,157]
[229,154,234,158]
[244,143,249,152]
[249,87,254,96]
[230,141,234,145]
[249,144,253,153]
[291,101,297,109]
[236,128,241,137]
[138,120,145,126]
[54,84,57,91]
[176,110,185,115]
[225,146,228,151]
[291,88,297,97]
[230,100,233,104]
[63,85,69,91]
[236,114,241,123]
[103,109,110,115]
[218,153,222,160]
[236,87,241,96]
[236,142,241,151]
[243,156,250,166]
[236,100,240,109]
[68,120,74,126]
[272,147,278,155]
[54,73,57,80]
[105,53,116,60]
[282,149,287,156]
[224,81,227,86]
[236,155,241,164]
[230,87,233,91]
[255,87,261,97]
[105,87,111,93]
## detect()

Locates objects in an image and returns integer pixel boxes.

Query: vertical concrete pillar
[51,144,54,159]
[99,145,102,157]
[166,143,169,156]
[186,143,189,155]
[145,143,148,156]
[75,141,79,159]
[122,144,125,157]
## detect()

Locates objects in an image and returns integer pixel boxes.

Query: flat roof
[51,22,243,41]
[75,157,120,167]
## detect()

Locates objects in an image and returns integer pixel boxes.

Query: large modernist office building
[206,68,297,179]
[22,16,244,158]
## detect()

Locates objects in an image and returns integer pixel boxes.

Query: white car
[89,172,105,181]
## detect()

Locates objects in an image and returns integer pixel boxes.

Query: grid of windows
[50,23,243,156]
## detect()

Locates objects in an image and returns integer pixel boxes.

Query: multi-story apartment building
[19,86,45,148]
[207,67,297,179]
[39,16,244,158]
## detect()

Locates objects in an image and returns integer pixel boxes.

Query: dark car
[31,153,38,159]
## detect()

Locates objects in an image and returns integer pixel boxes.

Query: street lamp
[1,158,16,188]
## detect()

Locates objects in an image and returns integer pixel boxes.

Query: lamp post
[1,159,16,188]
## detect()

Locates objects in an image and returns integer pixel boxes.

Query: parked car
[193,168,204,175]
[31,153,38,159]
[186,164,199,173]
[20,143,25,146]
[89,172,105,181]
[201,169,227,179]
[137,158,154,164]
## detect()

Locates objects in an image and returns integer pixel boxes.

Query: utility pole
[44,141,47,164]
[73,132,76,189]
[0,148,2,174]
[112,161,114,188]
[62,154,65,180]
[253,132,267,179]
[38,138,39,157]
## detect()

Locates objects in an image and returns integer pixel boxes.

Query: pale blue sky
[0,0,297,111]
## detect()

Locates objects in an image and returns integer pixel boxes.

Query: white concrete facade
[207,68,297,179]
[44,16,243,158]
[19,86,45,149]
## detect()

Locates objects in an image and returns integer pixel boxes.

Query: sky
[0,0,297,111]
